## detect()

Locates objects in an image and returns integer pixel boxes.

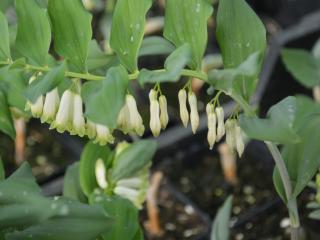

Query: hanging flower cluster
[26,73,244,155]
[148,89,169,137]
[176,88,244,157]
[26,76,114,145]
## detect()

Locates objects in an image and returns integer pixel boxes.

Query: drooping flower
[216,107,225,141]
[95,123,114,146]
[206,103,216,150]
[126,94,145,136]
[188,92,199,134]
[225,119,237,153]
[41,88,60,124]
[178,89,189,127]
[159,95,169,130]
[235,125,245,157]
[117,103,130,134]
[25,74,45,118]
[51,90,74,133]
[149,90,161,137]
[71,94,86,137]
[95,158,108,189]
[28,96,44,118]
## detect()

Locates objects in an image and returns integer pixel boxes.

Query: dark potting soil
[153,137,293,239]
[0,120,75,182]
[140,179,209,240]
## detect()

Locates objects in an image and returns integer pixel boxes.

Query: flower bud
[216,107,225,141]
[313,86,320,103]
[235,125,245,157]
[95,124,114,145]
[51,90,74,133]
[159,95,169,130]
[41,88,60,124]
[188,92,199,134]
[126,95,144,136]
[95,158,108,189]
[71,94,86,137]
[149,99,161,137]
[225,119,237,152]
[86,120,96,139]
[178,89,189,127]
[207,112,217,150]
[117,177,143,189]
[114,186,139,203]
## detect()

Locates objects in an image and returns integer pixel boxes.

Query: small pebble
[235,233,244,240]
[280,218,290,228]
[185,205,195,215]
[165,223,176,231]
[233,206,241,215]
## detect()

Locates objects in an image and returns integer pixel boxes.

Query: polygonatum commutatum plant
[0,0,320,239]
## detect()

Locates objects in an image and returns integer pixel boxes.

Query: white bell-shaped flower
[71,94,86,137]
[95,123,114,145]
[126,94,145,136]
[41,88,60,124]
[51,90,74,133]
[235,125,245,157]
[188,92,199,134]
[28,96,44,118]
[225,119,237,152]
[149,90,161,137]
[159,95,169,130]
[206,103,216,150]
[86,120,97,139]
[95,158,108,189]
[178,89,189,127]
[216,107,225,141]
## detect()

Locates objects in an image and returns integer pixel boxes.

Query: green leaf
[281,49,320,88]
[208,51,262,94]
[239,96,300,144]
[90,193,140,240]
[24,62,66,103]
[63,163,87,203]
[216,0,266,99]
[110,0,152,73]
[48,0,92,72]
[0,90,15,139]
[273,96,320,201]
[164,0,213,70]
[0,157,4,181]
[111,140,156,181]
[312,38,320,59]
[0,67,28,113]
[15,0,51,66]
[139,36,175,57]
[0,11,11,61]
[82,65,129,129]
[211,196,233,240]
[138,44,192,85]
[0,163,113,239]
[87,40,117,73]
[80,142,113,196]
[309,210,320,220]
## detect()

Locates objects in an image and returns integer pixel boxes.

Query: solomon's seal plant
[0,0,319,239]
